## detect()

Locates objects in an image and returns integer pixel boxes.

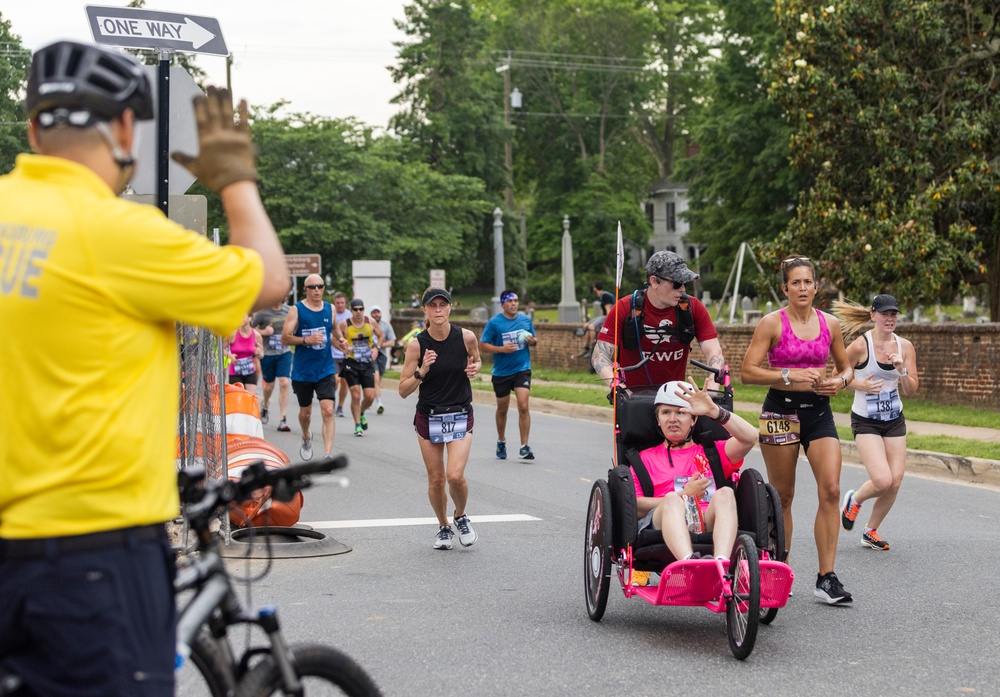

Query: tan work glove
[171,86,257,193]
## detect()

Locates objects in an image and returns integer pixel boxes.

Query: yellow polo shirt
[0,154,263,537]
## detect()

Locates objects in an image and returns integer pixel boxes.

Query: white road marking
[303,514,541,529]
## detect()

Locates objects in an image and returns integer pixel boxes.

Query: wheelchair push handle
[690,359,731,388]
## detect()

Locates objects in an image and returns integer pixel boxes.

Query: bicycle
[175,456,384,697]
[1,456,382,697]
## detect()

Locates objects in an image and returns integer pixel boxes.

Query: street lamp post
[498,53,516,210]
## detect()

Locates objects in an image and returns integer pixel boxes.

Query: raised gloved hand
[171,86,257,193]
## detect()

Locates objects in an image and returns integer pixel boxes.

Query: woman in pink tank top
[740,256,855,605]
[226,315,264,396]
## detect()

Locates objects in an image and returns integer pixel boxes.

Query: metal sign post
[157,51,170,215]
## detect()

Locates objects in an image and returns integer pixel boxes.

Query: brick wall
[390,318,1000,409]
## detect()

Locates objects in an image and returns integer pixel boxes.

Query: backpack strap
[622,290,646,351]
[624,289,696,348]
[624,447,654,498]
[694,426,731,490]
[673,294,696,346]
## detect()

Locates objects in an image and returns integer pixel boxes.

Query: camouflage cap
[645,251,698,285]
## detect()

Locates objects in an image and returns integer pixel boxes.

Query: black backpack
[621,289,696,351]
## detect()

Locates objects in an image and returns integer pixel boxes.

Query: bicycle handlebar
[178,456,349,524]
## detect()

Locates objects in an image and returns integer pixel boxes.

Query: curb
[383,378,1000,488]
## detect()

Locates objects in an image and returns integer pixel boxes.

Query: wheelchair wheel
[584,479,613,621]
[759,482,786,625]
[726,534,760,660]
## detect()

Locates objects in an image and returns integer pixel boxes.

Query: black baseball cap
[872,294,900,313]
[350,298,364,309]
[421,288,451,305]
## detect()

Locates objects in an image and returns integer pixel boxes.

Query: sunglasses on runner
[352,307,365,311]
[653,275,684,290]
[305,284,324,290]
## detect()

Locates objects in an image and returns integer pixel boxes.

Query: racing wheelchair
[584,362,793,660]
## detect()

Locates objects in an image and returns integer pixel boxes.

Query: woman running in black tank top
[399,287,483,550]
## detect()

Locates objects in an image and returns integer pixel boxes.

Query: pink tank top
[767,308,831,369]
[229,330,257,376]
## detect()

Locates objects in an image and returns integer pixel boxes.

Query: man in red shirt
[593,251,724,387]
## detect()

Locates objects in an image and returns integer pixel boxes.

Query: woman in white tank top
[833,295,920,551]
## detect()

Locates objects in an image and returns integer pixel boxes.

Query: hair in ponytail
[831,299,873,340]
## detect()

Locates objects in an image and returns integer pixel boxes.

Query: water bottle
[683,495,704,534]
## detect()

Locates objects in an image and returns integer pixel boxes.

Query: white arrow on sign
[93,15,216,50]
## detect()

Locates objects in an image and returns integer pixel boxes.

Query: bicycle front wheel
[238,643,383,697]
[175,629,237,697]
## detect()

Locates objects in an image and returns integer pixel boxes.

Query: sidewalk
[461,375,1000,489]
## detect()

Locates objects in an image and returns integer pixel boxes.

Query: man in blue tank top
[281,274,348,461]
[480,290,538,460]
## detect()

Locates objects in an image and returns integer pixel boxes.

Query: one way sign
[85,5,228,57]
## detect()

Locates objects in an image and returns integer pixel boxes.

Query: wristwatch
[413,370,425,381]
[780,368,791,386]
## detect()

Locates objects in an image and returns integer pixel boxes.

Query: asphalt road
[213,388,1000,697]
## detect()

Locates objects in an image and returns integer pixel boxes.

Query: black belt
[0,523,166,561]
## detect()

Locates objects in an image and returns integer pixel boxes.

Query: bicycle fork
[257,606,303,696]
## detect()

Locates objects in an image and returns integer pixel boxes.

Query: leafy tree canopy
[675,0,809,299]
[248,107,492,297]
[0,12,31,174]
[769,1,1000,319]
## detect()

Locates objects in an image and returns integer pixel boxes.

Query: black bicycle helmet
[26,41,154,126]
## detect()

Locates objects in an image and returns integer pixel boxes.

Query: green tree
[390,0,506,196]
[0,12,31,174]
[675,0,808,297]
[769,1,1000,319]
[632,1,722,181]
[247,107,491,295]
[390,0,517,296]
[484,0,659,300]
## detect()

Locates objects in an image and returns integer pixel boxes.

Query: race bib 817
[428,412,469,444]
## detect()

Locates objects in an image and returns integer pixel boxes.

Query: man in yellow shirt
[0,41,289,696]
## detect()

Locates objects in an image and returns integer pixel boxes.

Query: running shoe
[841,489,861,530]
[360,413,368,431]
[300,432,313,461]
[496,440,507,460]
[433,525,455,550]
[377,404,385,415]
[277,418,291,432]
[519,444,535,460]
[814,572,853,604]
[354,425,363,437]
[336,406,344,418]
[454,514,478,547]
[862,529,890,550]
[260,407,269,425]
